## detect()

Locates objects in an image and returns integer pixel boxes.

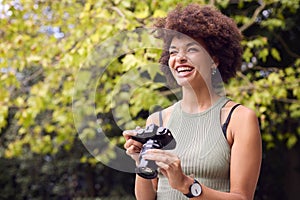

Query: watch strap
[184,179,202,198]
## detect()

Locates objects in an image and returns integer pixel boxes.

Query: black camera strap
[159,111,163,127]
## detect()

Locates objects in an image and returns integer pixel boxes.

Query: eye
[187,47,199,52]
[169,50,178,56]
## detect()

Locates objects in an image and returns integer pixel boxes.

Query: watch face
[191,183,202,196]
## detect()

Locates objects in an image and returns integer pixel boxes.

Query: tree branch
[111,6,125,18]
[240,1,266,32]
[22,67,44,86]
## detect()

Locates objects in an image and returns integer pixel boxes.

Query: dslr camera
[131,123,176,179]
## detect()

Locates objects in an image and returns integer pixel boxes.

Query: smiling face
[168,35,215,89]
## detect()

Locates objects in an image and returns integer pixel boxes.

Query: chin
[176,79,193,87]
[176,77,208,89]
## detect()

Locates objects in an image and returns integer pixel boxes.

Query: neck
[180,84,220,114]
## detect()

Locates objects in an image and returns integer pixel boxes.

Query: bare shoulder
[233,104,258,124]
[146,111,160,126]
[228,102,261,140]
[223,100,257,121]
[146,104,175,126]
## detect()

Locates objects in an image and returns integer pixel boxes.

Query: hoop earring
[211,68,217,76]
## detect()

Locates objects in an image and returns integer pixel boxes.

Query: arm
[227,106,262,199]
[135,176,158,200]
[144,106,262,200]
[202,107,261,199]
[135,113,160,200]
[123,113,160,200]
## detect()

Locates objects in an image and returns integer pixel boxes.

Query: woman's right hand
[123,127,143,165]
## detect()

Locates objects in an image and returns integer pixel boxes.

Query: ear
[211,56,219,68]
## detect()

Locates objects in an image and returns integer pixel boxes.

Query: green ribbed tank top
[156,96,231,200]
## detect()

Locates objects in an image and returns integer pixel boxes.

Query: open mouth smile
[175,65,195,76]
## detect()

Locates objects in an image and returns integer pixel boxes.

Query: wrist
[183,179,202,198]
[177,175,194,194]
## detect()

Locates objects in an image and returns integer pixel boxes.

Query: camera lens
[136,167,158,179]
[141,167,154,174]
[131,124,176,179]
[136,141,159,179]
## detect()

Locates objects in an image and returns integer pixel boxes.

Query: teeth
[176,67,193,72]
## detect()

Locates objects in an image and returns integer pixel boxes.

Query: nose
[176,52,187,63]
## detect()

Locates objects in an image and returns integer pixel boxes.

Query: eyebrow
[169,42,200,49]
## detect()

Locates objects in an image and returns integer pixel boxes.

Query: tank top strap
[222,103,241,136]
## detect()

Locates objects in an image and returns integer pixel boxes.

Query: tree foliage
[0,0,299,199]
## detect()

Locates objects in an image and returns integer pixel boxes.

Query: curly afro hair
[154,4,243,84]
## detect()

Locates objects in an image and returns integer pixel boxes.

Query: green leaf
[258,48,269,62]
[286,134,297,149]
[271,48,281,61]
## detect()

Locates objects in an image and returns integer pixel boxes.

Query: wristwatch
[184,179,202,198]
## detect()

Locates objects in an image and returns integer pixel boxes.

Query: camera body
[131,123,176,179]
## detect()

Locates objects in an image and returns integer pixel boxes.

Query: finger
[156,161,170,170]
[122,129,137,139]
[123,126,142,137]
[124,139,143,149]
[146,149,177,159]
[126,144,141,155]
[143,152,179,166]
[146,149,172,155]
[158,168,168,178]
[143,153,169,163]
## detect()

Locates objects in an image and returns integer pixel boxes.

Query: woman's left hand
[143,149,189,191]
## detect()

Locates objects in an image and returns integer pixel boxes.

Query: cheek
[168,57,175,68]
[194,56,212,69]
[168,58,177,77]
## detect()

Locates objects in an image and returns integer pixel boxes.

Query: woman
[123,4,262,200]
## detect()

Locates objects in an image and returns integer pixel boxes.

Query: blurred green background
[0,0,299,199]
